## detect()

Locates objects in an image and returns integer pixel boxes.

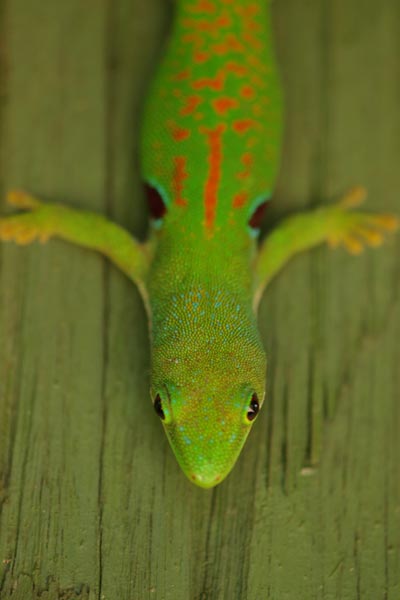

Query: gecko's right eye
[246,393,260,422]
[154,393,165,420]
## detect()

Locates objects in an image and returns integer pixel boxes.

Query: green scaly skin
[0,0,398,488]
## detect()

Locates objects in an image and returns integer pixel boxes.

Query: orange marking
[173,157,188,207]
[213,36,245,55]
[169,121,191,142]
[200,124,226,229]
[225,34,244,52]
[212,97,239,116]
[243,32,263,50]
[182,32,203,50]
[236,3,260,17]
[172,69,190,81]
[194,51,210,63]
[212,42,230,56]
[237,153,253,180]
[193,70,225,91]
[240,85,255,99]
[216,14,232,27]
[180,95,202,116]
[226,61,247,76]
[232,192,249,208]
[187,0,216,13]
[233,119,254,134]
[241,152,253,166]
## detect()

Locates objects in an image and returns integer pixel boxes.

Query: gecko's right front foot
[327,186,399,255]
[0,190,51,245]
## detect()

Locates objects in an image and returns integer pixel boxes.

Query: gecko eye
[246,393,260,422]
[154,393,165,420]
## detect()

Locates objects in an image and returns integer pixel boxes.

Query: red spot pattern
[236,3,260,17]
[236,152,253,179]
[180,95,203,116]
[194,51,210,63]
[240,85,255,99]
[233,119,254,134]
[172,69,191,81]
[187,0,216,13]
[193,70,225,91]
[225,61,247,76]
[213,35,245,55]
[200,124,226,229]
[232,192,249,208]
[212,97,238,115]
[216,14,232,28]
[169,121,191,142]
[173,157,188,207]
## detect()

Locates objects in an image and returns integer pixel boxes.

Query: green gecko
[0,0,397,488]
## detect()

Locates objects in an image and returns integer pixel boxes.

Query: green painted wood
[0,0,399,598]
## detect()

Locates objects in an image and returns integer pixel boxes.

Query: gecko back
[140,0,283,238]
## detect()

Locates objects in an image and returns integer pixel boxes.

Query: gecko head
[150,333,266,488]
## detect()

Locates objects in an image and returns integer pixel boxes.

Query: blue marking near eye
[183,436,192,445]
[151,219,163,230]
[229,433,237,443]
[236,305,241,312]
[215,302,221,308]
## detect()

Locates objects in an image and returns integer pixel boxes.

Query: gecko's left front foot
[0,190,50,244]
[327,186,398,254]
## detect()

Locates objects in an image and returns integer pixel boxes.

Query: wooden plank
[0,0,399,599]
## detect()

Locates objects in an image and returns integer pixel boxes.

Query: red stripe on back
[200,124,226,230]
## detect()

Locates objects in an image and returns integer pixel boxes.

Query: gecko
[0,0,397,488]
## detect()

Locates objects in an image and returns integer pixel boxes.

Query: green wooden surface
[0,0,399,598]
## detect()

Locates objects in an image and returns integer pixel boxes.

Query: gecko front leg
[0,190,152,303]
[253,187,398,309]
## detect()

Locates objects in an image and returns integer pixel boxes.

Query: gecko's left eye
[153,392,172,424]
[246,393,260,422]
[154,393,165,420]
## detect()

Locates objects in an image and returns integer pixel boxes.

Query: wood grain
[0,0,399,598]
